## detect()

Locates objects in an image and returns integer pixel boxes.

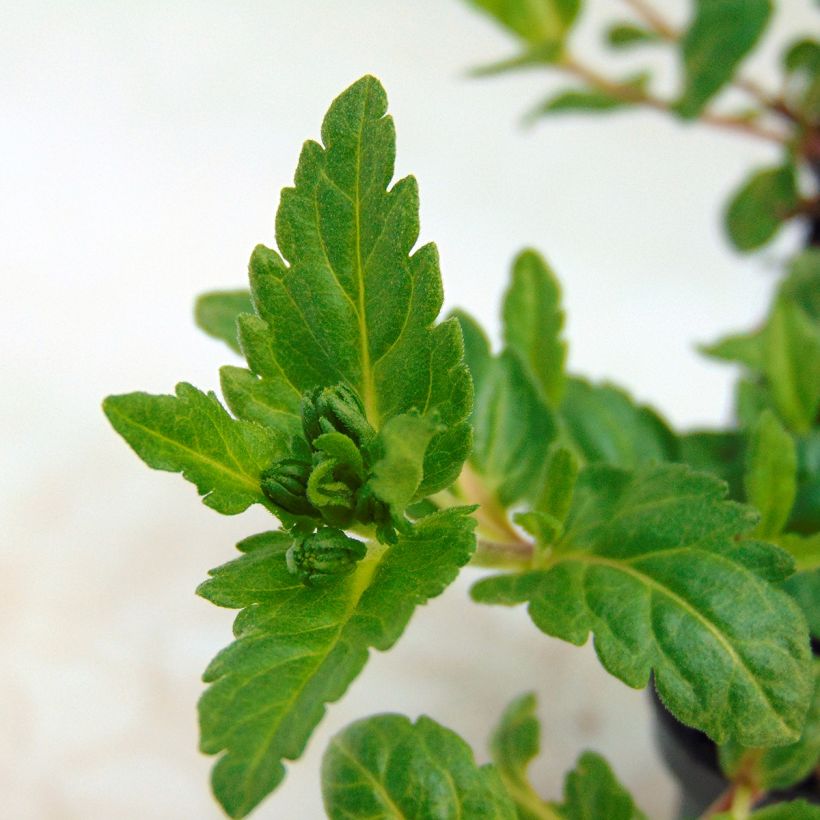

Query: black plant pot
[649,679,820,818]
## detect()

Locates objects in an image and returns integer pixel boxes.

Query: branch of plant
[619,0,794,120]
[559,54,788,144]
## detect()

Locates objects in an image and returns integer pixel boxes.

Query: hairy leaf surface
[472,464,812,746]
[197,508,476,817]
[103,384,281,514]
[321,713,516,819]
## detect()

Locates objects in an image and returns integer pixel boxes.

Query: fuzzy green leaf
[102,383,282,514]
[502,249,567,406]
[529,87,636,117]
[239,75,471,497]
[606,23,660,49]
[720,661,820,791]
[197,508,476,817]
[490,693,551,820]
[725,165,799,252]
[560,378,678,468]
[472,463,813,746]
[715,803,820,820]
[554,751,646,820]
[321,713,516,820]
[676,0,772,118]
[783,569,820,638]
[745,410,797,538]
[464,0,581,46]
[195,289,253,353]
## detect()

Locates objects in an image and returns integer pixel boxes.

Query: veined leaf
[198,508,476,817]
[322,712,516,820]
[243,75,471,497]
[472,463,813,746]
[554,751,646,820]
[464,0,581,47]
[502,249,566,406]
[720,661,820,792]
[490,693,550,820]
[745,410,797,538]
[195,289,252,353]
[102,383,282,514]
[676,0,772,119]
[725,164,799,252]
[560,378,678,468]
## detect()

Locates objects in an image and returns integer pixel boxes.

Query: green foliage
[605,23,659,49]
[103,384,283,515]
[472,463,813,746]
[676,0,772,118]
[322,712,516,819]
[721,661,820,792]
[464,0,580,47]
[713,803,820,820]
[198,508,477,817]
[195,290,253,353]
[725,164,799,252]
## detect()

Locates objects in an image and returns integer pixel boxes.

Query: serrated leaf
[720,661,820,792]
[606,23,660,49]
[725,165,799,252]
[102,383,282,514]
[464,0,581,47]
[322,712,516,820]
[676,0,772,118]
[745,410,797,538]
[560,378,678,468]
[219,364,301,435]
[197,507,476,817]
[490,693,550,820]
[554,751,646,820]
[502,249,566,406]
[242,75,471,498]
[471,463,813,746]
[195,289,252,353]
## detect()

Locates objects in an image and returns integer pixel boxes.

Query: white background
[2,1,816,817]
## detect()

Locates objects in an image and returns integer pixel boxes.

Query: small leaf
[744,410,797,538]
[472,464,813,746]
[720,661,820,792]
[701,328,765,370]
[321,713,516,819]
[490,693,551,820]
[102,383,282,515]
[198,507,477,817]
[464,0,581,47]
[725,165,799,252]
[606,23,660,49]
[528,77,648,119]
[560,378,678,468]
[555,751,646,820]
[195,289,252,353]
[533,444,580,524]
[676,0,772,118]
[502,249,567,406]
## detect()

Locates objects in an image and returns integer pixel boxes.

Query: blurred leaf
[606,23,659,48]
[782,249,820,321]
[783,569,820,637]
[502,248,567,406]
[676,0,772,118]
[701,328,765,370]
[679,430,746,499]
[528,74,649,119]
[724,164,799,252]
[744,410,797,538]
[322,712,516,819]
[195,289,252,353]
[464,0,581,46]
[783,38,820,121]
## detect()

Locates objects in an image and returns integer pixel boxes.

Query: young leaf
[490,692,551,820]
[502,249,567,406]
[464,0,581,47]
[701,327,765,370]
[528,86,638,118]
[720,661,820,792]
[197,507,476,817]
[195,289,253,353]
[102,383,282,514]
[745,410,797,538]
[554,751,646,820]
[676,0,772,119]
[560,378,678,468]
[605,23,660,49]
[243,75,471,498]
[322,713,516,819]
[472,463,813,747]
[725,165,799,252]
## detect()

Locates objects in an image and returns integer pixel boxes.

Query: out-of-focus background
[2,1,816,817]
